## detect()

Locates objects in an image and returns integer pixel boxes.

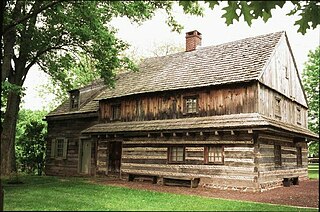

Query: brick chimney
[185,30,202,52]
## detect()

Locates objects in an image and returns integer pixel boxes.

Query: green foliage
[3,176,316,211]
[39,54,100,108]
[302,46,320,157]
[15,109,48,175]
[209,1,319,34]
[308,163,319,179]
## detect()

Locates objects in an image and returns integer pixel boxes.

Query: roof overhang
[82,113,318,141]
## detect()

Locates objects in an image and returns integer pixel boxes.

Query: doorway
[108,141,122,174]
[80,140,92,174]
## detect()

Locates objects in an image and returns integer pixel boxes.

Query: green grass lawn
[308,163,319,179]
[2,175,317,211]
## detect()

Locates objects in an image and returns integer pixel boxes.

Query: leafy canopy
[302,46,320,157]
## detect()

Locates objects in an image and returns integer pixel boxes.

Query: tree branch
[4,0,62,33]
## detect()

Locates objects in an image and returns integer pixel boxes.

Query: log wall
[255,133,308,191]
[45,116,99,176]
[117,133,259,191]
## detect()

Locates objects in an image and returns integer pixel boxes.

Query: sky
[22,2,320,110]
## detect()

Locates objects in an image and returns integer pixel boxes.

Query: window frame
[204,146,224,165]
[274,96,282,119]
[69,90,80,111]
[296,146,302,167]
[51,138,68,160]
[296,107,302,125]
[168,146,185,164]
[274,144,282,168]
[111,103,121,121]
[183,95,198,114]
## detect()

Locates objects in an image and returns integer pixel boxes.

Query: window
[51,138,68,159]
[204,146,224,164]
[274,144,282,167]
[168,147,185,163]
[56,139,64,157]
[274,97,281,119]
[297,147,302,167]
[70,90,80,110]
[296,107,301,125]
[184,96,198,114]
[111,104,121,120]
[285,66,289,79]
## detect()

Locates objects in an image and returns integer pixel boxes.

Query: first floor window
[204,146,224,164]
[168,147,185,163]
[274,144,282,167]
[51,138,68,159]
[297,147,302,167]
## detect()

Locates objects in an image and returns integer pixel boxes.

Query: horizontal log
[123,140,254,145]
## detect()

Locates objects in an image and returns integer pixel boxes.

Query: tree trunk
[1,90,21,175]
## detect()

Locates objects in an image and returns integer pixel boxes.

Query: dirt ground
[91,178,319,209]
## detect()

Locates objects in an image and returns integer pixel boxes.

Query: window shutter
[63,139,68,159]
[51,139,56,158]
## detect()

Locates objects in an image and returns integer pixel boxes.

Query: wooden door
[81,140,92,174]
[108,141,122,174]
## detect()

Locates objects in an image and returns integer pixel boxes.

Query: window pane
[207,147,223,163]
[170,147,184,162]
[186,98,197,113]
[57,139,64,157]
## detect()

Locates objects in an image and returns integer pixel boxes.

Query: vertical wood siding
[100,83,258,122]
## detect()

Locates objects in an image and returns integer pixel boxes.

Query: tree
[302,46,320,157]
[15,109,47,175]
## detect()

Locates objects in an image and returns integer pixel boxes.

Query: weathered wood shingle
[96,31,283,100]
[82,113,318,139]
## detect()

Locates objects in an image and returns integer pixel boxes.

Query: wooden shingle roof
[96,31,284,100]
[47,31,284,117]
[82,113,318,140]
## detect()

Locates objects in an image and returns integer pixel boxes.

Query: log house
[45,31,318,192]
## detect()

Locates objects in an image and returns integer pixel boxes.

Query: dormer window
[69,90,80,111]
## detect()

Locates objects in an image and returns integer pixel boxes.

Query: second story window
[296,107,301,125]
[274,96,281,119]
[111,104,121,121]
[184,96,198,114]
[70,90,80,110]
